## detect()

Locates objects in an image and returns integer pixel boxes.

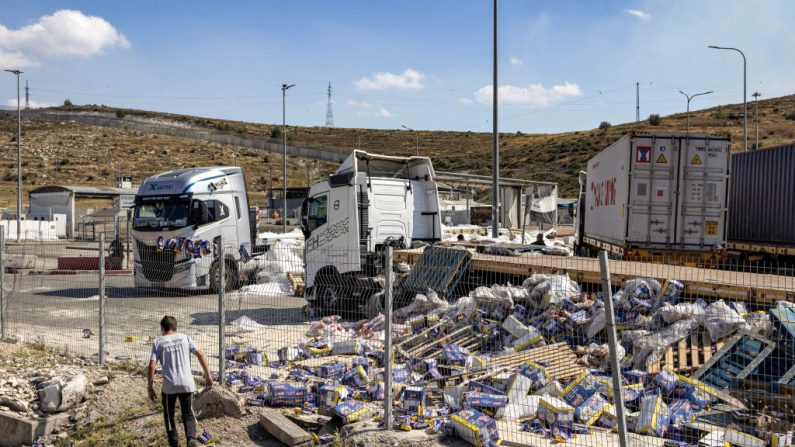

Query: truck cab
[131,167,257,291]
[301,150,442,316]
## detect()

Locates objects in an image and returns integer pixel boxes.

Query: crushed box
[450,408,502,447]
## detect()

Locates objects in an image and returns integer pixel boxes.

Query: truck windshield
[133,200,190,231]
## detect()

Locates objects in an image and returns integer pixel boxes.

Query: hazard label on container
[691,154,702,165]
[705,220,718,236]
[656,153,668,164]
[636,146,652,163]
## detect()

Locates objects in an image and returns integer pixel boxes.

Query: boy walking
[148,316,213,447]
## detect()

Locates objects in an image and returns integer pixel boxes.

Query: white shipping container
[581,132,730,252]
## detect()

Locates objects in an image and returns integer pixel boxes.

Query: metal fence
[1,229,794,447]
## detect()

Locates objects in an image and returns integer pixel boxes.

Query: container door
[676,136,730,248]
[626,135,678,246]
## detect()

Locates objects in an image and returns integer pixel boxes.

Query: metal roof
[29,185,138,197]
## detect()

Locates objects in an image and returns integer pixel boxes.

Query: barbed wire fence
[1,228,794,446]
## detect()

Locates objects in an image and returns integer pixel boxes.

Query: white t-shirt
[151,333,198,394]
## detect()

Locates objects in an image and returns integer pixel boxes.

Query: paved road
[2,273,311,371]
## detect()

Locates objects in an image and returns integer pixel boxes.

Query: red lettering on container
[591,178,617,207]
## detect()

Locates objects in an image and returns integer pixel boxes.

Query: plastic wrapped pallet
[704,300,750,341]
[450,408,502,447]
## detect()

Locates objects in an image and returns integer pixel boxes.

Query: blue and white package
[402,386,427,412]
[636,394,669,437]
[443,344,471,367]
[668,399,698,428]
[316,361,346,380]
[507,362,549,401]
[561,371,600,407]
[266,382,307,406]
[465,392,507,419]
[575,392,609,426]
[468,381,506,396]
[537,396,575,426]
[450,408,502,447]
[669,376,713,411]
[653,367,678,393]
[658,279,685,307]
[624,370,648,386]
[342,365,369,389]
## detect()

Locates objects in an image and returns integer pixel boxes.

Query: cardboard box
[331,339,362,356]
[670,376,714,411]
[653,367,678,393]
[537,395,574,426]
[507,362,549,401]
[266,382,307,407]
[561,371,600,407]
[450,408,502,447]
[598,404,617,430]
[575,392,609,426]
[636,394,669,437]
[724,429,765,447]
[316,362,346,380]
[668,399,698,428]
[318,383,348,408]
[333,401,367,424]
[443,344,471,367]
[502,315,529,338]
[512,326,546,351]
[342,365,369,388]
[402,386,427,412]
[465,392,507,419]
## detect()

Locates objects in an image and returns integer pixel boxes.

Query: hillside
[2,94,795,208]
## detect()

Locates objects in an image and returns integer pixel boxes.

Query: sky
[2,0,795,133]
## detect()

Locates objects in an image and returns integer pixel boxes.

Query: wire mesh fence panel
[3,223,795,447]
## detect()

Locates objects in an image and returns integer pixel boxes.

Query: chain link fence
[1,229,794,446]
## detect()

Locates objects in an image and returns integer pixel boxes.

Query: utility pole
[491,0,500,238]
[24,80,29,110]
[678,90,713,136]
[401,125,419,156]
[752,91,760,150]
[5,69,23,241]
[708,45,747,151]
[635,82,640,124]
[282,83,295,234]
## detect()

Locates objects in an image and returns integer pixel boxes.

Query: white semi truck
[300,150,442,316]
[131,167,261,291]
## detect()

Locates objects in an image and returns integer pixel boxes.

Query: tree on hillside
[648,114,661,126]
[599,121,611,131]
[63,99,73,107]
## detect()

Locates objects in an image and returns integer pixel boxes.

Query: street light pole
[678,90,713,135]
[400,125,419,156]
[492,0,499,239]
[281,83,295,234]
[708,45,747,151]
[752,91,760,150]
[4,69,23,241]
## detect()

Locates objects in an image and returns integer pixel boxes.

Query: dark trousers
[161,392,196,447]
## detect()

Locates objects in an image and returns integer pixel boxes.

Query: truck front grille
[136,240,175,282]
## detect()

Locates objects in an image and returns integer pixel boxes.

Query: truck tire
[210,259,238,293]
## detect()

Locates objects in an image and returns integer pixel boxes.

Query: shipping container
[727,144,795,258]
[576,132,731,258]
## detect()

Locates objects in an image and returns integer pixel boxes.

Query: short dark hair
[160,316,177,332]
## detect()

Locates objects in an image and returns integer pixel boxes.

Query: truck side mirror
[192,200,209,226]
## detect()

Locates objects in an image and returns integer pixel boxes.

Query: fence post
[383,246,394,430]
[0,226,5,340]
[598,251,629,447]
[99,234,106,365]
[218,238,226,386]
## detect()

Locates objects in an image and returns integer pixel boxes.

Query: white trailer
[131,167,260,291]
[575,132,730,264]
[300,150,442,315]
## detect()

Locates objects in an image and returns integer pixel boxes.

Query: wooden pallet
[287,272,305,295]
[647,332,725,374]
[489,342,583,380]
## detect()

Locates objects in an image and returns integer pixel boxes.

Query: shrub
[599,121,611,130]
[648,114,661,126]
[270,127,282,139]
[63,99,73,107]
[784,112,795,121]
[115,110,126,119]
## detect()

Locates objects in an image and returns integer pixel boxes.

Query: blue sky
[2,0,795,133]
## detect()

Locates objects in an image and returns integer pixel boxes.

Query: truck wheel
[210,260,238,293]
[314,283,339,315]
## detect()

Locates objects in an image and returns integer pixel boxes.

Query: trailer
[726,144,795,263]
[574,132,731,266]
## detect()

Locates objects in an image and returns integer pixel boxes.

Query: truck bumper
[133,262,210,291]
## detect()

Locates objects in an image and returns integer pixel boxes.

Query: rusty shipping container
[729,144,795,246]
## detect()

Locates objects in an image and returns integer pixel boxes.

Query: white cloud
[473,82,582,107]
[459,97,474,105]
[373,106,393,118]
[345,99,394,118]
[0,9,130,68]
[510,57,523,66]
[5,98,57,109]
[625,9,651,21]
[353,68,425,91]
